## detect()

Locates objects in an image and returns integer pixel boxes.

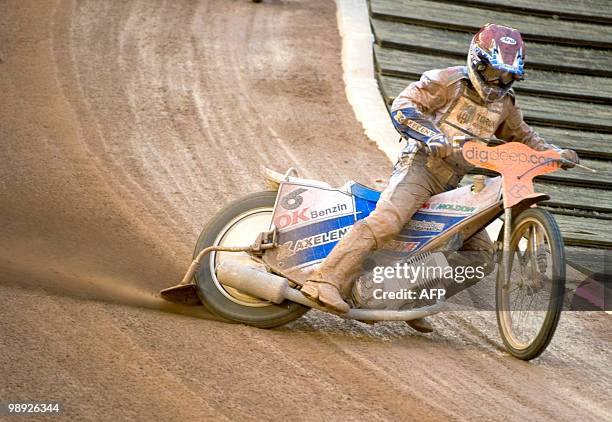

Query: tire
[496,208,565,360]
[194,191,308,328]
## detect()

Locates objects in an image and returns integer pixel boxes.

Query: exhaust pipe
[216,260,318,306]
[216,260,444,321]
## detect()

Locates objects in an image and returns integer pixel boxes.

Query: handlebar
[557,158,597,173]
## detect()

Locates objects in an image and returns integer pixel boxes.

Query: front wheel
[194,191,308,328]
[496,208,565,360]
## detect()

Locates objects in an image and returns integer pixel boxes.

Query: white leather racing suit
[309,66,560,302]
[391,65,555,185]
[365,65,558,250]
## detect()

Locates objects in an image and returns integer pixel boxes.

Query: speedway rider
[301,23,579,332]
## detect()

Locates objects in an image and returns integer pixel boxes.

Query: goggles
[477,63,520,85]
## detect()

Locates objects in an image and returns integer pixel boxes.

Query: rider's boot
[301,220,377,313]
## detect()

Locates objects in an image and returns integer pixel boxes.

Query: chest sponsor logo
[445,96,502,137]
[456,105,496,131]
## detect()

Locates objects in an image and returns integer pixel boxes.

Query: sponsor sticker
[280,188,307,210]
[403,242,420,252]
[274,208,310,229]
[282,226,351,255]
[383,240,421,253]
[407,219,445,232]
[464,144,553,166]
[309,203,349,219]
[273,183,354,230]
[500,36,517,45]
[420,201,477,214]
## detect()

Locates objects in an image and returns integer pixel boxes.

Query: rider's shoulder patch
[422,66,468,88]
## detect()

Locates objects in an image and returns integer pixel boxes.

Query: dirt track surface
[0,0,610,420]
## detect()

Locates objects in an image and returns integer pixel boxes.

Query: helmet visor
[478,64,517,86]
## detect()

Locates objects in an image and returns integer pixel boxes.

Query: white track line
[335,0,399,163]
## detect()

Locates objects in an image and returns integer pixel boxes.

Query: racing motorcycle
[161,137,592,360]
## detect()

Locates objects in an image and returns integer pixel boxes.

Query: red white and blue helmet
[467,23,525,102]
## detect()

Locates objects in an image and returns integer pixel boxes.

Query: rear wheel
[194,191,307,328]
[496,208,565,360]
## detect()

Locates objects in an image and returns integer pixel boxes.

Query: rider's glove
[560,149,579,169]
[427,134,453,158]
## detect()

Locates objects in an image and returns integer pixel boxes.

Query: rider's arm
[495,95,559,151]
[390,74,448,146]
